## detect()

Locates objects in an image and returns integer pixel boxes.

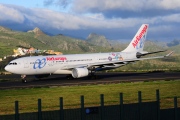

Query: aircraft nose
[5,65,16,73]
[4,65,10,72]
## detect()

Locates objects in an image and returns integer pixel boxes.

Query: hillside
[0,26,179,58]
[167,39,180,47]
[86,33,113,50]
[169,44,180,54]
[0,27,113,57]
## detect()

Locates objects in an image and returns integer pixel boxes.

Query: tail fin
[122,24,149,52]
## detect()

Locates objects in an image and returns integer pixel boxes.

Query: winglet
[165,51,174,57]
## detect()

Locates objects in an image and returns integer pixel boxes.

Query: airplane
[4,24,173,83]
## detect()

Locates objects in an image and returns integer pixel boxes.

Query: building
[13,48,62,56]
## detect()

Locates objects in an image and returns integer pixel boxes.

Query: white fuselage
[5,52,136,75]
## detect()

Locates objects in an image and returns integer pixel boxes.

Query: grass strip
[0,80,179,115]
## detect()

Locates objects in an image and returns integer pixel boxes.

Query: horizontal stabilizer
[136,50,167,58]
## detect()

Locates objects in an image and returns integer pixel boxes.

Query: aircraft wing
[136,50,167,58]
[62,51,173,70]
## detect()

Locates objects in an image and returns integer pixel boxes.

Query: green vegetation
[0,27,114,58]
[0,80,179,115]
[0,43,13,58]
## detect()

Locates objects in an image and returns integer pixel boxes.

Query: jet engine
[72,68,89,78]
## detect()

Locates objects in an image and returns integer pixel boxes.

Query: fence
[0,89,179,120]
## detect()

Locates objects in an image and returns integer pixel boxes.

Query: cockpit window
[9,62,17,65]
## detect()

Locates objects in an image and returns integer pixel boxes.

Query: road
[0,72,180,89]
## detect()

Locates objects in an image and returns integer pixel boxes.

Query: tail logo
[136,35,146,49]
[132,25,148,48]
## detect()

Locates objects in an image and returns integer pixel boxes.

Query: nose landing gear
[21,75,27,83]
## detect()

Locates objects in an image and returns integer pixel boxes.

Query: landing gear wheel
[21,75,27,83]
[88,70,97,79]
[88,75,97,79]
[92,75,98,79]
[66,75,74,80]
[22,79,27,83]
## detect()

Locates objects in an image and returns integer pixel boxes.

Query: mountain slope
[86,33,113,50]
[0,26,178,58]
[0,27,113,57]
[169,44,180,54]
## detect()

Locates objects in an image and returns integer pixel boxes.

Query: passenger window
[9,62,17,65]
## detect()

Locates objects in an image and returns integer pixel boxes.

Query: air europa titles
[132,25,148,48]
[46,57,67,61]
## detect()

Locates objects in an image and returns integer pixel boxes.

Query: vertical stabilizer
[122,24,149,52]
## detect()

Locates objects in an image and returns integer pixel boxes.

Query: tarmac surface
[0,72,180,89]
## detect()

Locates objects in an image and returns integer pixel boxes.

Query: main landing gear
[88,71,98,79]
[88,75,98,79]
[21,75,27,83]
[66,75,74,80]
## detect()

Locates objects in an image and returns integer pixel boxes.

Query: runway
[0,72,180,89]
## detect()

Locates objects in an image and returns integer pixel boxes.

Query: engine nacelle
[72,68,89,78]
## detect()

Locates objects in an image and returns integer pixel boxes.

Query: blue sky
[0,0,180,41]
